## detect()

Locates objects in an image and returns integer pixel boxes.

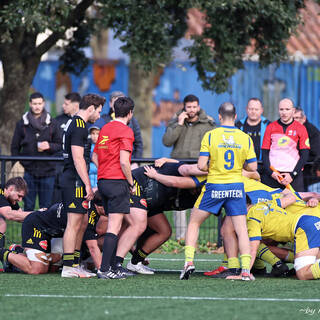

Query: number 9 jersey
[200,125,257,184]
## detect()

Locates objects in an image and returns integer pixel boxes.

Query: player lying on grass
[207,177,320,278]
[0,177,31,248]
[0,192,105,276]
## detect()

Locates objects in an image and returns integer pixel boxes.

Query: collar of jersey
[220,125,236,129]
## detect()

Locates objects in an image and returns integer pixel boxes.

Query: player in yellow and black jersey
[247,197,320,280]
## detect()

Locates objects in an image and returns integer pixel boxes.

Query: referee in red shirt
[92,97,135,279]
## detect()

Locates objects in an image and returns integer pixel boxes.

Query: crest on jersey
[140,199,147,208]
[82,201,89,209]
[39,240,48,250]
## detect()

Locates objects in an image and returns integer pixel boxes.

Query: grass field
[1,253,320,320]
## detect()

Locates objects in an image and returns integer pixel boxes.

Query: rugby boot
[204,266,227,276]
[270,261,289,277]
[180,262,195,280]
[97,267,126,279]
[127,261,154,275]
[210,268,241,278]
[115,263,136,277]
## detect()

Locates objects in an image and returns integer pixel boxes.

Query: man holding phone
[162,94,215,240]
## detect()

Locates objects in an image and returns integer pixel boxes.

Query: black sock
[73,250,81,267]
[0,248,10,263]
[63,253,74,267]
[131,248,148,265]
[100,233,118,272]
[115,256,124,266]
[0,232,5,248]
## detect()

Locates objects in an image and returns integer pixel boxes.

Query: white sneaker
[126,261,154,275]
[61,266,96,278]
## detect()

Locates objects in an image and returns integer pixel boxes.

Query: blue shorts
[194,183,247,216]
[294,215,320,254]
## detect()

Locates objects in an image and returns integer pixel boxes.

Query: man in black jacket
[11,92,61,211]
[91,91,143,169]
[294,107,320,189]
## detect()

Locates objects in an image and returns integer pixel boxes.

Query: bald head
[218,102,236,120]
[278,98,295,124]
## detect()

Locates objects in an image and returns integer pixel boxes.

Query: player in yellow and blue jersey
[247,197,320,280]
[180,102,257,281]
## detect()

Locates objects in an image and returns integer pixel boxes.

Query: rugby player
[245,197,320,280]
[0,192,104,275]
[114,161,206,275]
[180,102,257,281]
[207,177,320,278]
[0,177,30,248]
[61,93,105,278]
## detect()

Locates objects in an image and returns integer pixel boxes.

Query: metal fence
[0,156,222,247]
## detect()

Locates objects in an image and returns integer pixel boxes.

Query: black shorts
[61,170,88,214]
[98,179,130,214]
[130,180,162,217]
[22,215,51,253]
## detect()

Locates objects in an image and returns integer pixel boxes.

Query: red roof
[186,1,320,59]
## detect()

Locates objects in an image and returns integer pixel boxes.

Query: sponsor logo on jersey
[99,136,109,145]
[140,199,147,208]
[39,240,48,250]
[68,202,76,209]
[211,189,243,199]
[82,201,89,209]
[26,238,34,245]
[277,136,290,146]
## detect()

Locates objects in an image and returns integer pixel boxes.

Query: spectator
[307,157,320,192]
[93,91,143,169]
[235,98,270,164]
[162,94,215,240]
[53,92,81,203]
[293,107,320,189]
[11,92,61,210]
[261,98,310,191]
[88,125,101,191]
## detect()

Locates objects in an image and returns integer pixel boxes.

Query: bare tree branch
[35,0,94,56]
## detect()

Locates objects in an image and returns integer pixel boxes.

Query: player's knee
[29,265,48,275]
[163,226,172,240]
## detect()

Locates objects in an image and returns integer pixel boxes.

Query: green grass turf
[1,253,320,320]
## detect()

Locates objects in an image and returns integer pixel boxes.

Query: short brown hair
[5,177,28,194]
[79,94,106,110]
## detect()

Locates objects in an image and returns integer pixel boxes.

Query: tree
[0,0,316,155]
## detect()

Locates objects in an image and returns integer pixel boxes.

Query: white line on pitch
[124,258,221,262]
[3,294,320,303]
